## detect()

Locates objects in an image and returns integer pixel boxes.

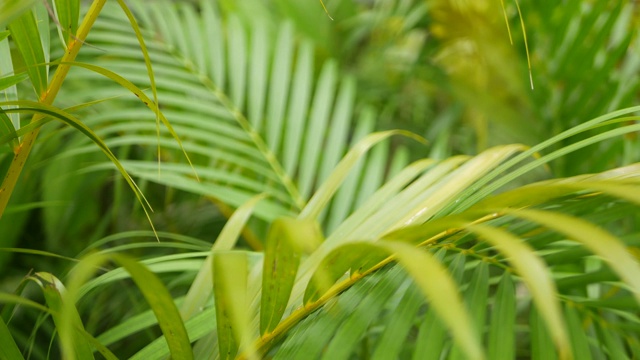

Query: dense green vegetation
[1,0,639,359]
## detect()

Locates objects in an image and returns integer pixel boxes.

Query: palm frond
[60,0,399,232]
[1,1,639,359]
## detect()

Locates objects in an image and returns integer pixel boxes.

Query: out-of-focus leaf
[304,241,484,360]
[530,306,558,360]
[487,273,516,360]
[53,0,80,46]
[0,73,27,92]
[303,242,388,304]
[115,0,161,161]
[0,110,18,150]
[564,304,592,360]
[8,9,47,96]
[0,315,24,360]
[319,266,403,359]
[0,0,38,28]
[0,100,154,233]
[466,224,571,359]
[34,0,49,76]
[261,217,323,334]
[63,61,197,179]
[213,251,250,360]
[411,249,453,360]
[111,254,194,360]
[299,130,422,221]
[371,279,424,360]
[508,209,640,304]
[1,33,22,130]
[181,194,266,320]
[29,272,94,360]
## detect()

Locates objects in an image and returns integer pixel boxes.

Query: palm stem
[0,0,107,219]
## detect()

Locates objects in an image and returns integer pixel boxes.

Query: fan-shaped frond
[2,2,639,360]
[60,0,404,232]
[262,168,640,359]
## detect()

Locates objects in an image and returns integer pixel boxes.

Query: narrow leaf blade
[261,217,323,334]
[487,272,516,360]
[0,315,24,360]
[112,254,194,360]
[30,272,94,360]
[213,251,249,360]
[8,9,47,96]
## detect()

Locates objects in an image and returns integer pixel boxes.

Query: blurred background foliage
[1,0,639,357]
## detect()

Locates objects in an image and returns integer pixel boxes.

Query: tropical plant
[1,0,640,360]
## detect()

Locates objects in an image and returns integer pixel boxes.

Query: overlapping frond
[265,167,640,359]
[1,1,639,360]
[60,0,407,230]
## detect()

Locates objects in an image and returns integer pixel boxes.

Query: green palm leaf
[63,0,405,230]
[2,1,636,359]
